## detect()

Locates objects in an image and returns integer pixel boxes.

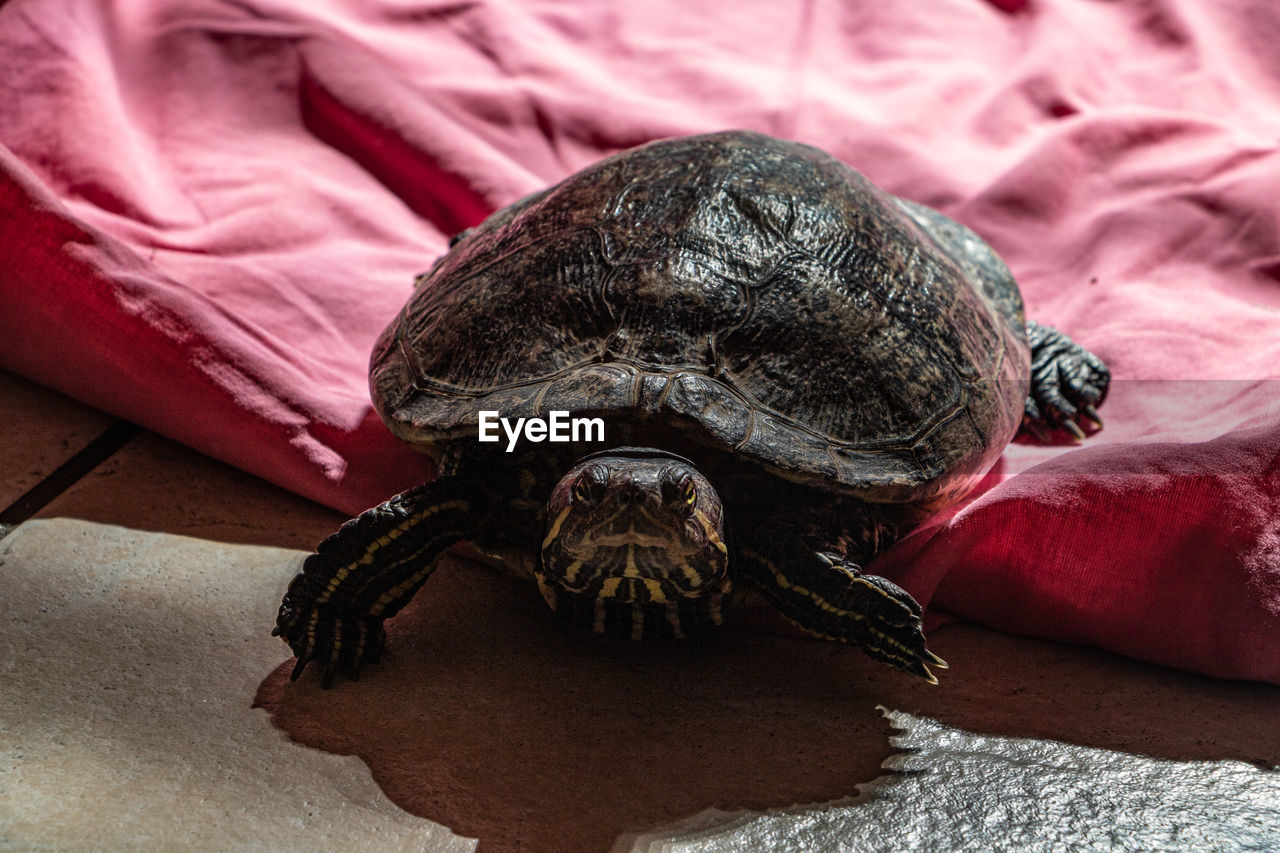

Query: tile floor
[3,368,1278,852]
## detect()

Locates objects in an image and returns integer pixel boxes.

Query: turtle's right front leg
[273,477,490,687]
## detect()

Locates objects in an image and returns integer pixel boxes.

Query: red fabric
[1,0,1277,682]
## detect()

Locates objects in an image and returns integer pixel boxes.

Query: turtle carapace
[274,131,1109,686]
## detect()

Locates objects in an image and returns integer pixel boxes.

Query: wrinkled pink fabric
[1,0,1277,682]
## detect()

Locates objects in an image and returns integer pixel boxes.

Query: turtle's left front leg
[733,525,946,683]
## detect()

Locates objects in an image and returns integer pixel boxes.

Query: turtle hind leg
[734,531,946,683]
[1020,322,1110,443]
[273,478,490,687]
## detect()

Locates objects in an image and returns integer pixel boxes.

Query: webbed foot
[809,552,947,682]
[737,544,946,683]
[1021,322,1110,443]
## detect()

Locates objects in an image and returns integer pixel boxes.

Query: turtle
[273,130,1109,687]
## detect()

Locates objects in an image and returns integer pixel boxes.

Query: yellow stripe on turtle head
[541,506,573,551]
[694,509,728,555]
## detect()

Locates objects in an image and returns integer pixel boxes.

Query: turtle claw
[913,662,941,686]
[274,575,387,688]
[830,569,944,683]
[280,615,385,687]
[1020,323,1110,443]
[880,638,943,684]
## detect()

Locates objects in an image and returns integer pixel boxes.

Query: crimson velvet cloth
[1,0,1277,683]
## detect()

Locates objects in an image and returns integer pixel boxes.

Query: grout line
[0,420,143,540]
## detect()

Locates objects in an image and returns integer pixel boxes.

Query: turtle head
[537,448,731,639]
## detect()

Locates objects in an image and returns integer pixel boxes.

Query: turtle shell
[371,131,1030,507]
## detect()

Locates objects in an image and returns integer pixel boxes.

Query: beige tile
[0,518,472,852]
[37,430,346,551]
[0,370,116,509]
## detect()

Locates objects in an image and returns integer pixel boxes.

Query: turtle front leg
[1021,322,1110,442]
[273,478,490,687]
[733,528,945,683]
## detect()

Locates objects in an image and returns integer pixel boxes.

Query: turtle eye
[571,466,606,508]
[662,471,697,516]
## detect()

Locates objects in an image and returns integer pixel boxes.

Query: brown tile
[37,430,346,551]
[900,622,1280,766]
[0,370,116,509]
[257,564,1280,853]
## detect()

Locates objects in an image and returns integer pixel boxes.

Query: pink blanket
[2,0,1277,683]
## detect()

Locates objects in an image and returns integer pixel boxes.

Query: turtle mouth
[542,539,723,597]
[534,571,729,640]
[581,531,673,549]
